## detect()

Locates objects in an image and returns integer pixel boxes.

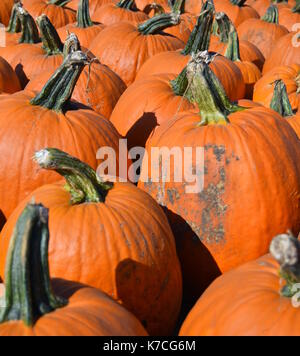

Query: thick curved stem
[270,233,300,298]
[230,0,247,6]
[34,148,113,204]
[213,12,232,44]
[261,4,279,24]
[171,0,184,14]
[138,12,180,34]
[117,0,138,11]
[63,32,81,57]
[30,51,88,113]
[77,0,93,28]
[36,15,64,55]
[224,25,241,62]
[270,80,294,117]
[0,204,67,327]
[181,0,214,56]
[18,7,40,44]
[48,0,71,6]
[6,2,22,34]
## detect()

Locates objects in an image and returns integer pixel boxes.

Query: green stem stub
[0,204,67,327]
[270,233,300,298]
[63,32,81,57]
[117,0,138,11]
[230,0,247,6]
[224,25,241,62]
[261,4,279,24]
[36,15,64,55]
[18,7,40,44]
[138,12,180,35]
[30,50,88,113]
[181,1,214,56]
[270,80,294,117]
[7,2,22,34]
[48,0,71,6]
[213,12,232,44]
[77,0,93,28]
[34,148,113,204]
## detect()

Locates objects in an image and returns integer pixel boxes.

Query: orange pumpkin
[278,1,300,31]
[0,0,14,26]
[21,0,76,28]
[254,64,300,111]
[88,12,184,85]
[237,4,289,59]
[0,50,127,227]
[247,0,294,16]
[138,53,300,307]
[57,0,105,48]
[92,0,149,26]
[0,149,182,336]
[179,233,300,336]
[0,203,148,336]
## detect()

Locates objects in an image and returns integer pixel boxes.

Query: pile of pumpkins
[0,0,299,336]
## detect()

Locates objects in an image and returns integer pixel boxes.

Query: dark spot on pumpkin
[213,145,225,162]
[167,188,180,205]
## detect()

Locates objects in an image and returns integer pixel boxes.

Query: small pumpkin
[237,4,289,59]
[179,233,300,336]
[0,148,182,336]
[57,0,105,48]
[0,203,148,336]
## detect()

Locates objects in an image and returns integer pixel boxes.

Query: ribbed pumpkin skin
[0,181,182,336]
[287,114,300,138]
[27,62,127,119]
[92,3,149,26]
[254,64,300,112]
[21,0,76,28]
[163,14,196,44]
[179,253,300,336]
[57,23,105,49]
[263,33,300,74]
[0,57,21,94]
[279,7,300,31]
[0,279,148,336]
[135,52,246,101]
[138,107,300,302]
[214,0,260,27]
[234,61,261,99]
[0,90,126,225]
[88,22,184,86]
[0,0,14,26]
[237,18,289,59]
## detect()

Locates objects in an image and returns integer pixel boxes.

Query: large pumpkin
[0,50,127,228]
[0,203,148,336]
[21,0,76,28]
[88,11,184,85]
[237,4,289,59]
[179,233,300,336]
[138,54,300,306]
[57,0,105,48]
[0,149,182,336]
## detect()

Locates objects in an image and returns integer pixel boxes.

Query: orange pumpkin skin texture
[21,0,76,28]
[0,57,21,94]
[263,33,300,75]
[27,62,127,119]
[254,64,300,112]
[138,56,300,305]
[88,19,184,86]
[214,0,260,27]
[237,6,289,59]
[247,0,293,16]
[0,150,182,337]
[279,6,300,31]
[163,13,196,43]
[0,0,14,26]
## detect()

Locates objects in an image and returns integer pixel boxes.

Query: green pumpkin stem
[36,15,64,55]
[143,3,165,16]
[213,12,232,44]
[18,7,40,44]
[117,0,138,11]
[171,0,184,14]
[138,12,180,34]
[30,50,88,112]
[0,204,67,327]
[230,0,247,6]
[34,148,113,204]
[270,233,300,298]
[6,2,22,34]
[63,32,81,57]
[270,80,294,117]
[292,0,300,13]
[261,4,279,23]
[181,0,214,56]
[77,0,94,28]
[48,0,71,6]
[224,25,241,62]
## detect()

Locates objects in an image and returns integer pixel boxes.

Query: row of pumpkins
[0,0,299,336]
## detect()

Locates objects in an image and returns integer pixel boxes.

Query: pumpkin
[92,0,149,26]
[0,56,21,94]
[237,4,289,59]
[0,148,182,336]
[210,12,265,70]
[0,203,148,336]
[213,0,259,27]
[135,3,246,102]
[263,32,300,74]
[0,0,14,26]
[247,0,294,16]
[138,53,300,307]
[67,0,118,15]
[88,11,184,85]
[179,233,300,336]
[278,1,300,31]
[0,50,127,228]
[254,64,300,111]
[57,0,105,48]
[21,0,76,28]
